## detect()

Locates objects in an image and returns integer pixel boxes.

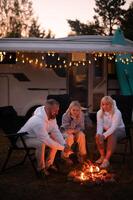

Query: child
[61,101,87,164]
[95,96,126,168]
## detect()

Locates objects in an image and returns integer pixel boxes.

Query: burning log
[68,160,116,185]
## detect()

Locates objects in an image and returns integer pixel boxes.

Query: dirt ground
[0,127,133,200]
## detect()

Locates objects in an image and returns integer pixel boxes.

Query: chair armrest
[3,132,28,147]
[4,132,28,137]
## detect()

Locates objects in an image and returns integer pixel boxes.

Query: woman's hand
[66,129,75,134]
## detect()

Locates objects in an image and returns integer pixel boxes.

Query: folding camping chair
[111,95,133,162]
[0,106,38,176]
[1,132,38,175]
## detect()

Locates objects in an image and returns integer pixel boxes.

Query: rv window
[13,73,30,81]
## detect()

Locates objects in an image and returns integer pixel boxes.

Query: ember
[68,160,115,185]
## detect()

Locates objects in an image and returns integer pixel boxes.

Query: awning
[0,35,133,53]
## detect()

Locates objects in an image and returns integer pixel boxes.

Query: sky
[32,0,133,38]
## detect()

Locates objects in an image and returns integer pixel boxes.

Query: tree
[0,0,53,38]
[45,29,55,38]
[0,0,32,37]
[67,19,104,36]
[94,0,126,35]
[121,2,133,41]
[29,20,55,38]
[29,19,45,38]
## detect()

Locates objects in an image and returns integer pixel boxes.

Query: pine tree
[29,19,45,38]
[94,0,126,35]
[0,0,32,37]
[121,2,133,41]
[0,0,51,38]
[67,19,103,36]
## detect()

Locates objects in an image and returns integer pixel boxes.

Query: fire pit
[68,160,116,185]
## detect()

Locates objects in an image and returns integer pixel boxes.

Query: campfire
[68,160,116,185]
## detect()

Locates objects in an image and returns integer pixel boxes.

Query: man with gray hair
[17,99,69,177]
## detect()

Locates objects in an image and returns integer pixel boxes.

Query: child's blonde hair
[66,101,82,116]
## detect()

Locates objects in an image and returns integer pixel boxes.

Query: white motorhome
[0,30,133,116]
[0,59,67,115]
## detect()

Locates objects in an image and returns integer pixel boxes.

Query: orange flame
[89,166,93,173]
[95,166,100,172]
[80,172,86,180]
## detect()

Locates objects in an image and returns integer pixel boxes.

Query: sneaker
[38,168,50,178]
[95,156,105,164]
[48,164,58,172]
[100,159,110,169]
[61,155,73,165]
[65,158,73,165]
[77,155,87,164]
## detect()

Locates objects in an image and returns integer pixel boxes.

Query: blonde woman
[61,101,87,164]
[95,96,126,168]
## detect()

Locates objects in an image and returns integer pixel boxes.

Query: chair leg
[123,141,128,163]
[26,150,38,176]
[129,137,133,154]
[1,147,13,172]
[20,151,36,165]
[19,135,38,176]
[1,147,36,174]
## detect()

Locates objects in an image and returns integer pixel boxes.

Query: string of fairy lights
[0,51,133,69]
